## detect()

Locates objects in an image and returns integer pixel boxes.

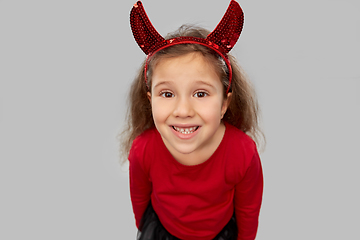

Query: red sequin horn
[130,0,244,93]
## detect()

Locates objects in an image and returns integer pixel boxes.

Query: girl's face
[148,52,231,165]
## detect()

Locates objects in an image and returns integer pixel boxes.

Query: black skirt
[137,203,237,240]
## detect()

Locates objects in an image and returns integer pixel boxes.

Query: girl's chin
[161,136,198,155]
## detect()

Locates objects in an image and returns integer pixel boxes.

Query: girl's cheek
[151,100,170,117]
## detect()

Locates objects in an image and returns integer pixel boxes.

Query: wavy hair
[119,25,265,162]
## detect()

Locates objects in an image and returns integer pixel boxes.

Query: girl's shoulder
[133,127,158,144]
[130,127,159,152]
[128,127,159,164]
[224,121,257,153]
[223,122,259,178]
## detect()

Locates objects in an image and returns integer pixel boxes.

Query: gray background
[1,0,359,239]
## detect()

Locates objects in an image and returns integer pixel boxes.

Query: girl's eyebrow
[195,80,216,90]
[153,81,174,89]
[153,80,216,89]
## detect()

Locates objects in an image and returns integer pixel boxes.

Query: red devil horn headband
[130,0,244,93]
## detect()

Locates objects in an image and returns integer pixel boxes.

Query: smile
[172,126,199,135]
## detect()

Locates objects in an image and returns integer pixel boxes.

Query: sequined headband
[130,0,244,93]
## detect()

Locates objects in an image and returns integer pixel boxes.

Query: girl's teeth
[173,126,197,134]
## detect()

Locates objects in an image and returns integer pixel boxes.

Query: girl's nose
[173,97,194,118]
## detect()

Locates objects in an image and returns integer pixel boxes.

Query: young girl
[121,1,264,239]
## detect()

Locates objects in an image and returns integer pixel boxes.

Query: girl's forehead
[151,53,222,90]
[153,52,217,75]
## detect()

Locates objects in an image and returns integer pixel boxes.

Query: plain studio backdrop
[0,0,359,239]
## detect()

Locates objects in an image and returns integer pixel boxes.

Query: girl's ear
[221,92,232,119]
[147,91,152,103]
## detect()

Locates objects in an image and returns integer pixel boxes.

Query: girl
[121,1,264,239]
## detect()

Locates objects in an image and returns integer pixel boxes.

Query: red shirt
[129,122,263,240]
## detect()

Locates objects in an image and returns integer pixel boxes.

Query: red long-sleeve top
[129,122,263,240]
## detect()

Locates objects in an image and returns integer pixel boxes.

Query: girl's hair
[119,25,265,162]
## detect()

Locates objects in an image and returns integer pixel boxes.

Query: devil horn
[130,1,165,55]
[206,0,244,53]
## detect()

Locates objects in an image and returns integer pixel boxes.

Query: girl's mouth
[172,126,199,135]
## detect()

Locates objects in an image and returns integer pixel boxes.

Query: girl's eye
[161,92,174,98]
[194,91,208,98]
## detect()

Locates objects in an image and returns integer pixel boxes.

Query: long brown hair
[119,25,265,162]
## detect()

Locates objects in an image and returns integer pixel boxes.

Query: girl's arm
[129,143,152,229]
[234,151,263,240]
